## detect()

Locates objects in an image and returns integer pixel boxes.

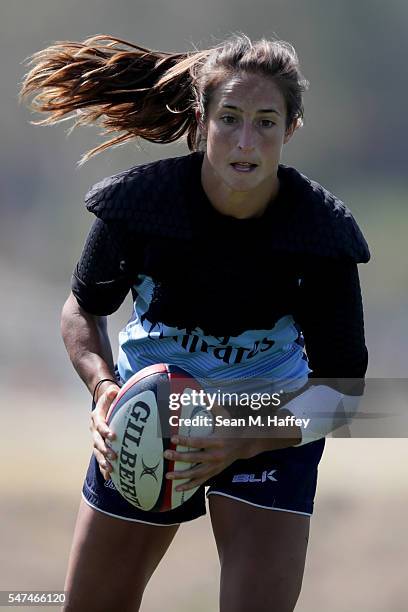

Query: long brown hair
[19,33,308,164]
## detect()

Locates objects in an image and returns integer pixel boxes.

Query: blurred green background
[1,1,407,610]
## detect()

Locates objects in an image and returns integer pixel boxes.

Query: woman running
[20,33,370,611]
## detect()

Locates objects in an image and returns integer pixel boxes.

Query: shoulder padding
[274,165,370,263]
[84,153,370,263]
[84,154,194,240]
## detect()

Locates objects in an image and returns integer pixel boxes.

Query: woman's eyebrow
[221,103,281,115]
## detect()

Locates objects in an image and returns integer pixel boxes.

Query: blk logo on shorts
[232,470,277,484]
[104,479,116,490]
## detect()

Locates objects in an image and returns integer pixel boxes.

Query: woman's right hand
[90,382,120,480]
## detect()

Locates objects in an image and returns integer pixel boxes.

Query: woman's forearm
[60,291,117,397]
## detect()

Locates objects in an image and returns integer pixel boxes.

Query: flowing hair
[19,33,308,164]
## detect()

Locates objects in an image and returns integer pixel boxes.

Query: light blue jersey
[117,274,310,393]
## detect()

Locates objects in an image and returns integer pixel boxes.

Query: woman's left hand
[164,434,258,492]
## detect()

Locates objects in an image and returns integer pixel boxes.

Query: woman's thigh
[63,498,179,612]
[209,495,310,612]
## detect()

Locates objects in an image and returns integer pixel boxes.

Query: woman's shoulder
[276,165,371,264]
[83,152,200,238]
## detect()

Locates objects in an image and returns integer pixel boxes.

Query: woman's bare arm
[60,291,117,397]
[61,291,121,479]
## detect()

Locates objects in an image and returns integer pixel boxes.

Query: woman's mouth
[230,162,258,173]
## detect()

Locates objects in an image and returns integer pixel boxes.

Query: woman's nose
[237,123,255,151]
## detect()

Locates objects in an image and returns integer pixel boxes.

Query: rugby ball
[106,364,214,512]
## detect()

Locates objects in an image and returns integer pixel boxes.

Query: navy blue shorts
[82,434,325,526]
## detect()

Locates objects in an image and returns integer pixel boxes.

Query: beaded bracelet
[91,378,118,411]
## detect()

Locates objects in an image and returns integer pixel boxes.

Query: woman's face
[198,72,295,193]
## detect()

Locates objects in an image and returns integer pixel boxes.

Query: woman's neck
[200,153,280,220]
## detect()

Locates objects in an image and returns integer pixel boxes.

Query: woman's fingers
[164,448,219,463]
[90,383,120,479]
[166,461,210,491]
[93,447,112,480]
[92,428,115,479]
[92,428,116,459]
[167,464,206,481]
[175,478,204,492]
[165,436,249,491]
[171,434,223,450]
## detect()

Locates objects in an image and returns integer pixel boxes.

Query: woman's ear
[283,119,299,144]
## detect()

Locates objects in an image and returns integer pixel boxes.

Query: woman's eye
[221,115,236,124]
[260,119,275,128]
